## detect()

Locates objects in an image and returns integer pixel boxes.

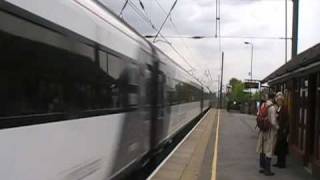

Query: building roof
[262,43,320,84]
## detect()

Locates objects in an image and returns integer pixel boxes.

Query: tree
[229,78,242,88]
[228,78,250,103]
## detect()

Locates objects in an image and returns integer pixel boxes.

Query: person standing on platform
[274,92,289,168]
[256,93,279,176]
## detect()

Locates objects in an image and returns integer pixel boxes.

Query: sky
[100,0,320,92]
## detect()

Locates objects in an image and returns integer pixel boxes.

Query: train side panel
[0,2,152,179]
[153,54,204,145]
[166,101,201,138]
[0,114,124,180]
[4,0,151,62]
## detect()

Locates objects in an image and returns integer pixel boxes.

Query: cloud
[99,0,319,92]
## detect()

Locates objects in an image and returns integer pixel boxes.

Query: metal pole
[220,52,224,109]
[215,0,218,38]
[285,0,288,63]
[250,44,253,81]
[292,0,299,58]
[217,75,220,108]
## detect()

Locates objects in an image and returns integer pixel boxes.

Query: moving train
[0,0,212,179]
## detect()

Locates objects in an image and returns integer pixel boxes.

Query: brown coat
[274,106,289,155]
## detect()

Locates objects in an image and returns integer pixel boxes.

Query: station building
[262,43,320,178]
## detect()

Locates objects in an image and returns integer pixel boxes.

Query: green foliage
[228,78,250,103]
[251,91,261,101]
[229,78,242,87]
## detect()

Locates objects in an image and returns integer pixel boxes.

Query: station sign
[244,81,259,89]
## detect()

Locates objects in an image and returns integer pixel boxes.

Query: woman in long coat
[274,92,289,168]
[256,93,279,176]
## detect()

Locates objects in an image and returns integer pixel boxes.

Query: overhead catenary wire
[127,1,172,44]
[119,0,129,18]
[146,35,292,40]
[127,1,156,29]
[125,0,196,71]
[152,0,199,70]
[152,0,178,43]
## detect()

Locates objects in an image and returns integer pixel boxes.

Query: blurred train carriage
[0,0,212,179]
[262,43,320,179]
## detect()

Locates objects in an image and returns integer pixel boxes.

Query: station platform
[148,109,218,180]
[147,109,317,180]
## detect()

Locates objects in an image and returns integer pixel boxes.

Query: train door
[157,72,166,121]
[143,65,153,150]
[200,87,204,112]
[110,62,150,176]
[150,63,167,149]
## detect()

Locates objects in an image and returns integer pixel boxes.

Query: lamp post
[244,42,254,114]
[244,41,254,81]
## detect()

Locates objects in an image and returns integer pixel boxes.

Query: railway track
[128,108,211,180]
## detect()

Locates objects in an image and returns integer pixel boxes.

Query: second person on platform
[274,92,289,168]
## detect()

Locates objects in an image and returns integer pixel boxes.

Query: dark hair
[268,93,275,100]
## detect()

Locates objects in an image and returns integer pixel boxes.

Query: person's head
[267,92,275,101]
[275,92,284,106]
[260,93,268,102]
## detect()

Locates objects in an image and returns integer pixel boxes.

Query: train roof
[94,1,202,87]
[5,0,202,88]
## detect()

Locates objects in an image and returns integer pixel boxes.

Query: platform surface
[149,109,317,180]
[217,110,317,180]
[150,109,217,180]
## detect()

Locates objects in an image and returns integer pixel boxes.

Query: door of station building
[315,73,320,166]
[307,74,316,167]
[293,77,308,160]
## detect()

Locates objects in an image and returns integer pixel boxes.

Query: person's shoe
[278,164,286,169]
[259,169,264,173]
[273,163,280,167]
[264,171,275,176]
[264,157,275,176]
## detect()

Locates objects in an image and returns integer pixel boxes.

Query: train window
[127,65,139,106]
[108,54,125,79]
[166,80,177,105]
[160,72,203,106]
[144,67,152,105]
[116,63,140,107]
[166,78,178,105]
[99,50,108,73]
[0,27,113,117]
[0,15,134,120]
[166,79,201,105]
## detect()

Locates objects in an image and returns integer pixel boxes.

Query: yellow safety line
[211,109,220,180]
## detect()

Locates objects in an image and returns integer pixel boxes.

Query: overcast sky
[100,0,320,92]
